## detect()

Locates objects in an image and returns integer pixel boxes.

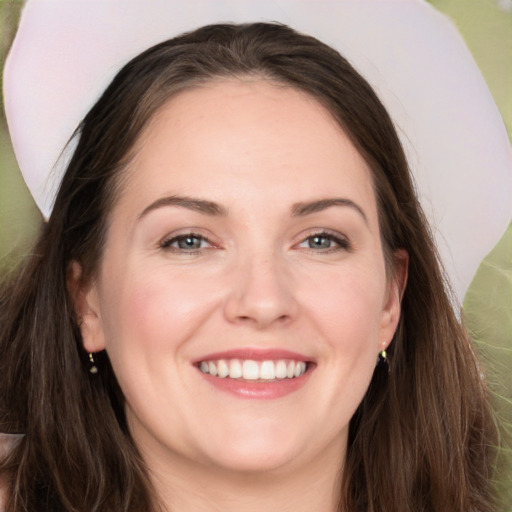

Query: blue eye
[161,233,210,251]
[308,235,334,249]
[299,232,350,252]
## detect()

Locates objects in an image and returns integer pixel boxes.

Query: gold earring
[88,353,98,374]
[378,348,390,373]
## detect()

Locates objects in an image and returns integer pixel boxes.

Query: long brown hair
[0,23,498,511]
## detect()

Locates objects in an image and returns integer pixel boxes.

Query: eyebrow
[138,195,367,224]
[138,195,228,220]
[291,198,368,224]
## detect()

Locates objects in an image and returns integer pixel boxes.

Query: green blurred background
[1,0,511,507]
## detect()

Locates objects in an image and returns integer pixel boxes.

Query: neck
[142,439,345,512]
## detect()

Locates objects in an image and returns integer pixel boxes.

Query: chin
[203,444,301,475]
[191,419,321,475]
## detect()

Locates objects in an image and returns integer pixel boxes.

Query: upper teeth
[198,359,307,380]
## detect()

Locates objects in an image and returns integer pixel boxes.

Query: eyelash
[297,230,351,253]
[160,230,351,255]
[160,233,213,253]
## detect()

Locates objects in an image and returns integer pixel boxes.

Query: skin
[73,79,405,512]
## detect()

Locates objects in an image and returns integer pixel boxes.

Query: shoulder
[0,434,24,511]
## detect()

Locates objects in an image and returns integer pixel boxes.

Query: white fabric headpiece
[4,0,512,302]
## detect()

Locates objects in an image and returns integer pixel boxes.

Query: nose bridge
[224,245,297,328]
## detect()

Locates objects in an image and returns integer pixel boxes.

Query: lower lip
[198,367,314,400]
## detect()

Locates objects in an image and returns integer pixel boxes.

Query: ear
[379,249,409,351]
[67,261,106,353]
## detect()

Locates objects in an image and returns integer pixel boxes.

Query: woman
[0,22,498,511]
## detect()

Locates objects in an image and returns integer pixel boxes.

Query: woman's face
[78,79,403,476]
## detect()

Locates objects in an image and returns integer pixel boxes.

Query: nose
[223,253,299,329]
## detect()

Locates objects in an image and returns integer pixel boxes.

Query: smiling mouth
[197,358,308,381]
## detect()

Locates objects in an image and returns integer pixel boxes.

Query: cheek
[99,265,222,360]
[303,264,386,343]
[299,263,386,393]
[286,264,387,440]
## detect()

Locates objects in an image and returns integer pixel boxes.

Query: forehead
[116,79,377,222]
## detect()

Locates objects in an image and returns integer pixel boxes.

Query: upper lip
[192,348,314,364]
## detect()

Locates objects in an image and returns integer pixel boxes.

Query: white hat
[4,0,512,302]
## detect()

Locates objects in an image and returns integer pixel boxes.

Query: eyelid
[159,230,219,253]
[295,229,352,252]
